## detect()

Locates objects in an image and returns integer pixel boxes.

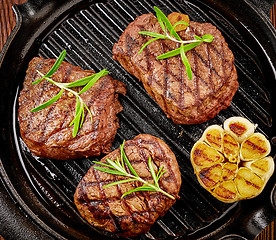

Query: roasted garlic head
[190,117,274,203]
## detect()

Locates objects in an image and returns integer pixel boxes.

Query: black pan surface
[0,0,276,239]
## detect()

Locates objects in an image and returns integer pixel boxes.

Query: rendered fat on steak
[18,57,126,160]
[113,13,239,124]
[74,134,181,237]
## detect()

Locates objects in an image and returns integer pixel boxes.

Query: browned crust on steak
[113,13,239,124]
[18,57,126,160]
[74,134,181,237]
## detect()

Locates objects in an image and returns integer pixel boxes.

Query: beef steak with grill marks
[18,57,126,160]
[113,13,239,124]
[74,134,181,237]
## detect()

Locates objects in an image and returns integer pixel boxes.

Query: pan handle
[247,0,276,17]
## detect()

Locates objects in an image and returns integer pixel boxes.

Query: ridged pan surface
[9,0,275,239]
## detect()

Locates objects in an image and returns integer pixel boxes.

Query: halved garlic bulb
[190,116,274,203]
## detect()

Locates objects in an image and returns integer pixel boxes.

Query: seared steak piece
[74,134,181,237]
[113,13,238,124]
[18,57,126,160]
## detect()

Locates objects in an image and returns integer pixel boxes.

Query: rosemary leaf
[120,143,139,178]
[92,160,118,169]
[103,178,137,188]
[106,158,125,172]
[157,172,166,182]
[139,31,168,39]
[32,50,66,86]
[202,34,214,43]
[148,157,159,187]
[155,8,166,33]
[32,77,45,85]
[180,43,192,80]
[83,102,93,125]
[157,170,166,182]
[80,105,85,130]
[31,88,64,112]
[115,157,125,172]
[139,37,161,54]
[121,186,157,199]
[156,165,165,179]
[69,97,81,127]
[157,48,181,59]
[154,6,182,41]
[45,50,67,78]
[183,41,202,51]
[120,141,126,169]
[194,35,202,41]
[78,69,107,95]
[93,166,127,176]
[72,100,83,138]
[65,70,109,88]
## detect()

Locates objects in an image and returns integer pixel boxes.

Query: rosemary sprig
[93,140,174,200]
[139,6,214,80]
[31,50,109,138]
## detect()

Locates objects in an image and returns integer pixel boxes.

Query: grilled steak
[113,13,239,124]
[18,57,126,160]
[74,134,181,237]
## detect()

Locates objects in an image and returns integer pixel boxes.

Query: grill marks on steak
[113,13,239,124]
[74,134,181,237]
[18,57,126,160]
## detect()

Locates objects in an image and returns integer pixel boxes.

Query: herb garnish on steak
[113,11,238,125]
[18,57,126,160]
[139,7,214,80]
[31,50,110,138]
[93,139,175,199]
[74,134,181,237]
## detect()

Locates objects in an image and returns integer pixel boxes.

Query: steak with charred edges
[74,134,181,237]
[113,13,239,124]
[18,57,126,160]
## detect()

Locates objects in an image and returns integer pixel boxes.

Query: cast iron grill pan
[1,0,276,239]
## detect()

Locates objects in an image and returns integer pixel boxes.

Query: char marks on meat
[18,57,126,160]
[74,134,181,237]
[113,13,239,124]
